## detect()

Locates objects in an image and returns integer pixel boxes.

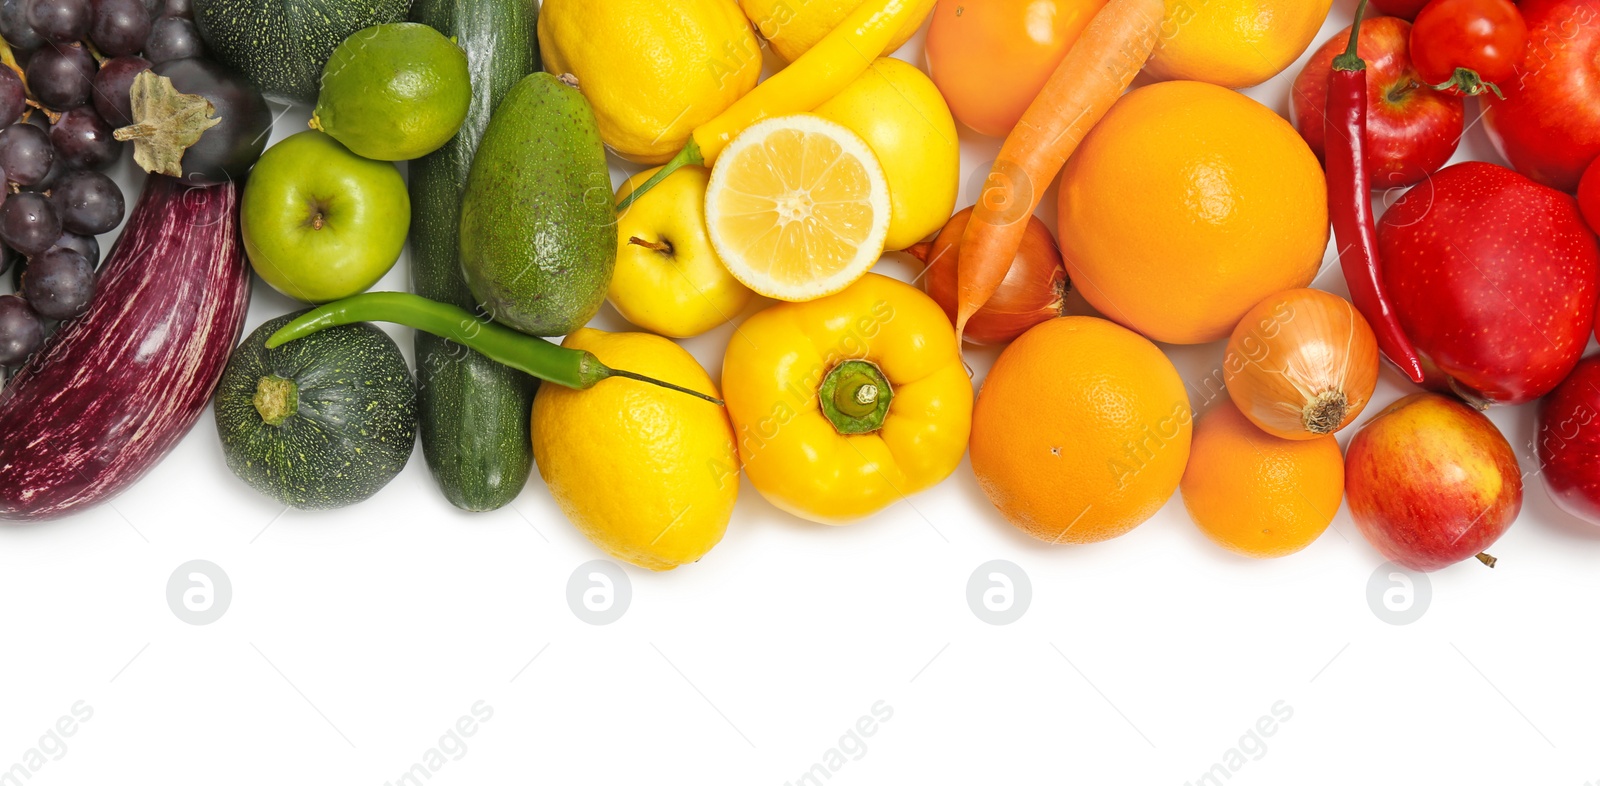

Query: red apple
[1379,162,1600,405]
[1291,16,1464,189]
[1347,393,1522,572]
[1536,355,1600,525]
[1372,0,1432,20]
[1581,156,1600,233]
[1482,0,1600,191]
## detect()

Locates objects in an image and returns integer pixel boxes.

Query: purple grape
[21,245,93,320]
[21,152,64,193]
[0,192,60,256]
[27,0,93,44]
[50,169,122,235]
[25,43,95,110]
[50,231,97,267]
[0,294,44,365]
[0,123,53,186]
[0,68,25,127]
[0,0,46,52]
[91,54,150,127]
[89,0,150,56]
[139,0,156,17]
[51,106,121,170]
[143,14,201,62]
[158,0,185,17]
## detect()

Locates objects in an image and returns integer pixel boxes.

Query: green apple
[242,130,409,303]
[611,165,752,338]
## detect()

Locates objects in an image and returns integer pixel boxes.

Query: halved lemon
[704,114,891,302]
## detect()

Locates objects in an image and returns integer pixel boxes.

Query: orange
[971,317,1192,544]
[1057,80,1328,345]
[1180,398,1344,559]
[1144,0,1334,89]
[926,0,1107,137]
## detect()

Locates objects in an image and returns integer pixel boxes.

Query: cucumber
[408,0,540,512]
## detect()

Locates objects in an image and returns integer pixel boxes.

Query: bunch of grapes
[0,0,203,368]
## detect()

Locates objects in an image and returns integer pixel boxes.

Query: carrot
[955,0,1166,343]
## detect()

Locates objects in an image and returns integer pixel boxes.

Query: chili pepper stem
[1333,0,1369,71]
[603,368,724,406]
[617,139,704,212]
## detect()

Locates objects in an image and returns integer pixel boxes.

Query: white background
[4,1,1599,783]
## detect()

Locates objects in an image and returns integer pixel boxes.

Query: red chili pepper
[1327,0,1427,384]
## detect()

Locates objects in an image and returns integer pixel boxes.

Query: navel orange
[1057,80,1329,345]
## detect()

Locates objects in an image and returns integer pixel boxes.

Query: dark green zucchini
[192,0,413,104]
[214,312,417,510]
[407,0,540,512]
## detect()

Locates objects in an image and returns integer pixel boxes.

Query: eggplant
[0,175,250,521]
[113,58,272,185]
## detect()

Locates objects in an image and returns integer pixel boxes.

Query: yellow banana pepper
[617,0,932,210]
[721,274,972,524]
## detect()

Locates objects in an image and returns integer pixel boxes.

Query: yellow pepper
[721,274,972,524]
[616,0,930,211]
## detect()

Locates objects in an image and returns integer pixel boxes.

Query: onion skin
[910,206,1068,346]
[1223,288,1379,440]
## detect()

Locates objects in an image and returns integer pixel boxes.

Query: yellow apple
[611,166,753,338]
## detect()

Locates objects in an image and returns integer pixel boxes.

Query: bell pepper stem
[818,359,893,435]
[264,292,723,406]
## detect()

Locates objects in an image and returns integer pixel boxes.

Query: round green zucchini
[214,312,417,510]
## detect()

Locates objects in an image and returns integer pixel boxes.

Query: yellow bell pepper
[721,273,972,524]
[617,0,932,211]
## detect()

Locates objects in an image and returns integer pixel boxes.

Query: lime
[310,23,471,161]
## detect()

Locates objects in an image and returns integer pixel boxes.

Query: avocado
[459,73,616,337]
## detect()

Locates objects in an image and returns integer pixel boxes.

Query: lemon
[739,0,935,63]
[1144,0,1334,88]
[539,0,762,164]
[815,58,958,252]
[705,114,891,302]
[531,329,738,571]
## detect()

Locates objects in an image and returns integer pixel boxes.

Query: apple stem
[1388,79,1420,102]
[627,236,671,254]
[1446,377,1492,411]
[1476,552,1498,568]
[312,212,325,231]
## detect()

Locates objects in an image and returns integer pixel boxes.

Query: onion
[1224,288,1380,440]
[908,206,1068,345]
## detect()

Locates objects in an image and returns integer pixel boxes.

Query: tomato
[1581,157,1600,234]
[925,0,1107,138]
[1371,0,1432,19]
[1410,0,1528,96]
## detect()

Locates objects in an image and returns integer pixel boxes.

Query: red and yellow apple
[1346,393,1522,572]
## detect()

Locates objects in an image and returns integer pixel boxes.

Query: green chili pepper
[264,292,724,406]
